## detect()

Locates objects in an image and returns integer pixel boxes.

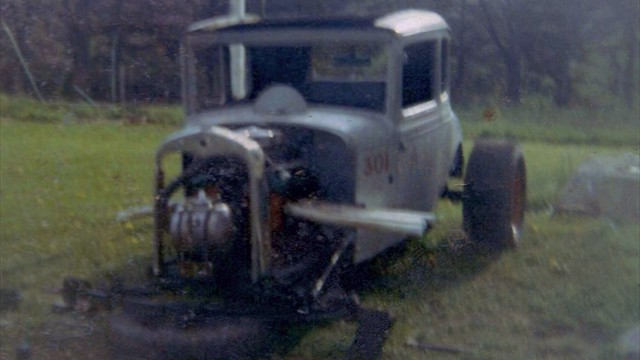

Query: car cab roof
[187,9,448,37]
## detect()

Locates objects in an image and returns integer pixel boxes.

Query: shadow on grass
[349,233,505,301]
[28,256,342,360]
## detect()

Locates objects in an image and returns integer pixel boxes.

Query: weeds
[0,94,184,125]
[457,102,639,147]
[2,94,638,146]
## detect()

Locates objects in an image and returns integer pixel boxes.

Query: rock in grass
[619,325,640,359]
[555,153,640,222]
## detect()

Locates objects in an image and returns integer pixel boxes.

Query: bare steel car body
[153,10,464,283]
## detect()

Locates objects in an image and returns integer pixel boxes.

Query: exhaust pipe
[229,0,245,17]
[286,201,435,237]
[229,0,248,100]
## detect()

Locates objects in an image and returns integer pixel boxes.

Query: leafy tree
[477,0,536,106]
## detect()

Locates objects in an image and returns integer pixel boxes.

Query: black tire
[450,144,464,178]
[107,310,274,360]
[463,139,526,249]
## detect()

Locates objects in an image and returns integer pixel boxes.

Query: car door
[396,39,452,212]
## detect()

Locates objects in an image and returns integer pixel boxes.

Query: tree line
[0,0,638,108]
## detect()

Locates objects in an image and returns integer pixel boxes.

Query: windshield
[187,39,388,112]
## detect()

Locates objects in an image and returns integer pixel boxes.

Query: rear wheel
[463,139,526,249]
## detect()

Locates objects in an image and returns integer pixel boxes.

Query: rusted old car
[104,8,526,359]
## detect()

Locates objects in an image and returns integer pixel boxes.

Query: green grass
[285,213,639,360]
[1,96,639,359]
[0,120,173,333]
[456,104,639,147]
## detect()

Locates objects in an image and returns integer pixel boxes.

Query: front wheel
[463,139,526,249]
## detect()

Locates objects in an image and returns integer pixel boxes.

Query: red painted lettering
[364,152,389,176]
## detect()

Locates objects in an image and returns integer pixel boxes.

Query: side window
[441,39,450,93]
[402,41,435,107]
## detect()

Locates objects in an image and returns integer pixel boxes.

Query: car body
[153,9,463,296]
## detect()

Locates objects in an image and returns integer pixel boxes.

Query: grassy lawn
[0,97,638,359]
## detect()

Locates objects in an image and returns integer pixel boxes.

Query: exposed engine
[167,125,333,287]
[169,191,233,263]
